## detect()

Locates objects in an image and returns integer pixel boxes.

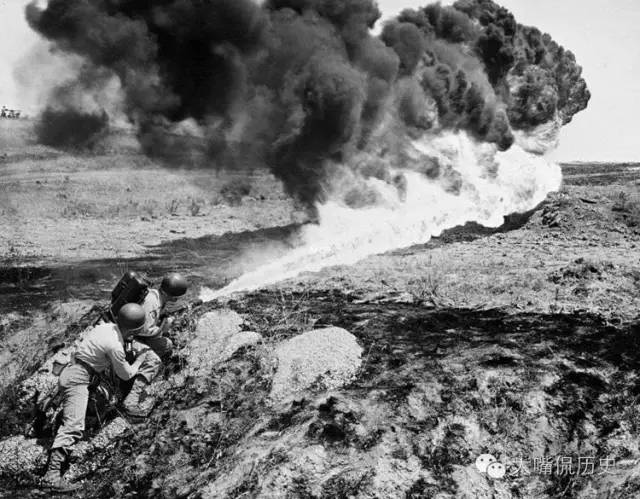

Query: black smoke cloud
[26,0,589,207]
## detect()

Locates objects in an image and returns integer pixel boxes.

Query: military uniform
[42,303,147,492]
[52,323,142,450]
[123,274,187,418]
[130,288,174,382]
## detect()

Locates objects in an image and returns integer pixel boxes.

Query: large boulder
[180,309,261,380]
[270,327,363,402]
[0,417,131,481]
[0,436,47,479]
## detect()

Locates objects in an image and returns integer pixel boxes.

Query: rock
[70,417,129,461]
[0,436,47,477]
[219,331,262,362]
[14,417,127,482]
[269,327,363,402]
[33,417,131,481]
[182,310,261,377]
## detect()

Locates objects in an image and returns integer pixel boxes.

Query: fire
[200,131,561,301]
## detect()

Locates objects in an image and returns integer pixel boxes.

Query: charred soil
[3,292,640,498]
[1,123,640,497]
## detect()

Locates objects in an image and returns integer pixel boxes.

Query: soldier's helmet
[117,303,146,332]
[160,273,188,297]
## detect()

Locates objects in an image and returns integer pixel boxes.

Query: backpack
[109,271,151,320]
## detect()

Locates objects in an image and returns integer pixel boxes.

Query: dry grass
[0,155,285,221]
[0,118,288,224]
[612,190,640,228]
[279,186,640,319]
[0,120,300,263]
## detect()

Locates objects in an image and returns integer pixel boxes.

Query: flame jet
[24,0,590,296]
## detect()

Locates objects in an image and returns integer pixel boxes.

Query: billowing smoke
[26,0,588,204]
[201,130,563,300]
[25,0,590,296]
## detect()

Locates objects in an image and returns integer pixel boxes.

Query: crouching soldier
[122,273,188,417]
[41,303,149,492]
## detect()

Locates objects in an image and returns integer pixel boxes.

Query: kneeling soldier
[123,273,188,417]
[41,303,148,492]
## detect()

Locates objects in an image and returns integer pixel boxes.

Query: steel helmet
[160,273,188,297]
[117,303,146,332]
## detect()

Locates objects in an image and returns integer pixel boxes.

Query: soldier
[122,273,188,417]
[41,304,149,492]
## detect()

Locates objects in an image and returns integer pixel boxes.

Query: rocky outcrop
[270,327,363,402]
[0,436,46,480]
[181,309,262,379]
[4,295,640,498]
[0,309,262,484]
[0,417,130,481]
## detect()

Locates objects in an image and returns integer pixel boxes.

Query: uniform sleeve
[107,343,138,380]
[141,291,162,336]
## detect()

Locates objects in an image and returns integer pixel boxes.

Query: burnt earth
[4,291,637,497]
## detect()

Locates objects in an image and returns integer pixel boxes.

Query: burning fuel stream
[200,130,561,300]
[23,0,589,299]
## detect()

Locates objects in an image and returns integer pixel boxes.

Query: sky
[0,0,638,162]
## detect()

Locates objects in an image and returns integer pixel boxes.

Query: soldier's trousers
[51,363,92,450]
[130,336,173,383]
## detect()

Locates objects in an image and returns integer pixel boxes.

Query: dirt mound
[531,192,613,231]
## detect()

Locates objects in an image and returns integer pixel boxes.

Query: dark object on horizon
[0,106,21,119]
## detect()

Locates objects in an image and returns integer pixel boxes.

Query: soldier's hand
[135,346,151,358]
[160,318,174,334]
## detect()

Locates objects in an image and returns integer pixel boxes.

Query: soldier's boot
[123,376,155,418]
[41,448,80,492]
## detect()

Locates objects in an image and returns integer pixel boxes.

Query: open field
[0,119,302,265]
[1,119,640,497]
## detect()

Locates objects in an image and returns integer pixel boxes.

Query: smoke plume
[25,1,590,296]
[26,0,589,204]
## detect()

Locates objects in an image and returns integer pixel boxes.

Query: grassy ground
[1,119,640,497]
[1,119,302,264]
[271,184,640,321]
